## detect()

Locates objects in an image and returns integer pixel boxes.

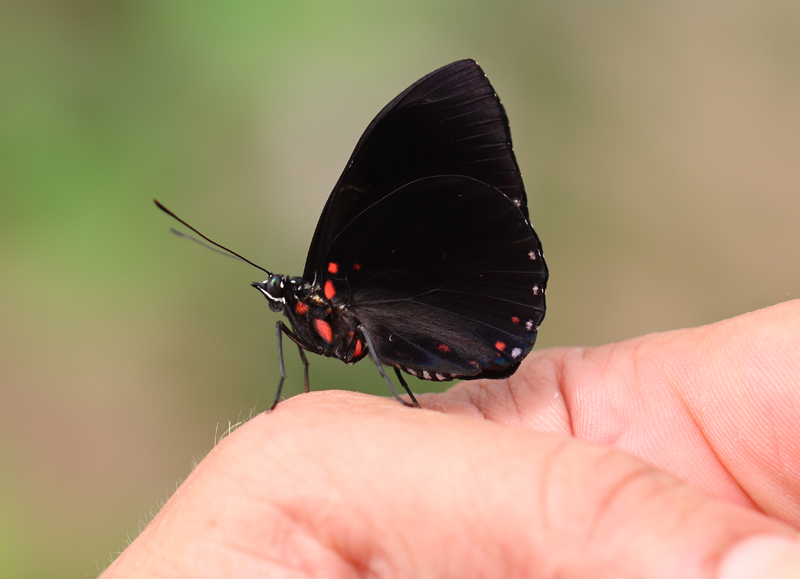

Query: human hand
[102,300,800,578]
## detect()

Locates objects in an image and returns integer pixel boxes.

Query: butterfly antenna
[154,199,272,276]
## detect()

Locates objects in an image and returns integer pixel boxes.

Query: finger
[445,300,800,525]
[103,392,797,579]
[562,299,800,525]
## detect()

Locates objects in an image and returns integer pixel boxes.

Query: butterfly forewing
[318,176,546,380]
[303,59,529,282]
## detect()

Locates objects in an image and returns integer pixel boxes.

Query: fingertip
[717,534,800,579]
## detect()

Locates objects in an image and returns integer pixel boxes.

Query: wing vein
[434,101,502,125]
[359,299,523,342]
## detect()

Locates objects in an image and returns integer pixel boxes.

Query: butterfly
[156,59,548,409]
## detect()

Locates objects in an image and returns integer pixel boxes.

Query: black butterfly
[156,59,548,409]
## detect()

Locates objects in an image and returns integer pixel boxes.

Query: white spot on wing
[532,285,540,295]
[511,347,522,359]
[435,373,446,381]
[422,371,431,380]
[528,250,537,261]
[525,320,534,331]
[407,368,418,377]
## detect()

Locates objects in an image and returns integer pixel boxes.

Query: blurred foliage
[1,0,799,576]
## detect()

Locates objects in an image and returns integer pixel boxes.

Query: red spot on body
[511,316,520,324]
[437,344,451,354]
[314,319,333,343]
[324,279,336,300]
[295,302,309,315]
[352,263,362,271]
[328,262,339,274]
[495,341,506,352]
[353,339,363,358]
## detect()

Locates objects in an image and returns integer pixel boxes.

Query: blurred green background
[1,1,798,576]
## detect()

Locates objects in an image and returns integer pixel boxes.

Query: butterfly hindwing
[318,175,546,380]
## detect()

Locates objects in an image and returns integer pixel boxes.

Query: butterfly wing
[303,59,528,282]
[320,176,547,380]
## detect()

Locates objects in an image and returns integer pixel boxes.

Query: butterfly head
[252,274,288,313]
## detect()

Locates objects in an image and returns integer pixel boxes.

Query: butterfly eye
[267,275,283,298]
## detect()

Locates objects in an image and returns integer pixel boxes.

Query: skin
[102,300,800,578]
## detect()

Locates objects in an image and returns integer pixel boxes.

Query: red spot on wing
[327,262,339,274]
[314,319,333,343]
[353,339,363,358]
[295,302,309,315]
[511,316,520,324]
[495,341,506,352]
[352,263,362,271]
[437,344,451,354]
[324,279,336,300]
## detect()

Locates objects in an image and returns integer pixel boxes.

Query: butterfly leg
[358,324,420,408]
[297,344,310,394]
[271,321,311,410]
[393,368,420,407]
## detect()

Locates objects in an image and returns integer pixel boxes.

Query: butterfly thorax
[252,274,367,364]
